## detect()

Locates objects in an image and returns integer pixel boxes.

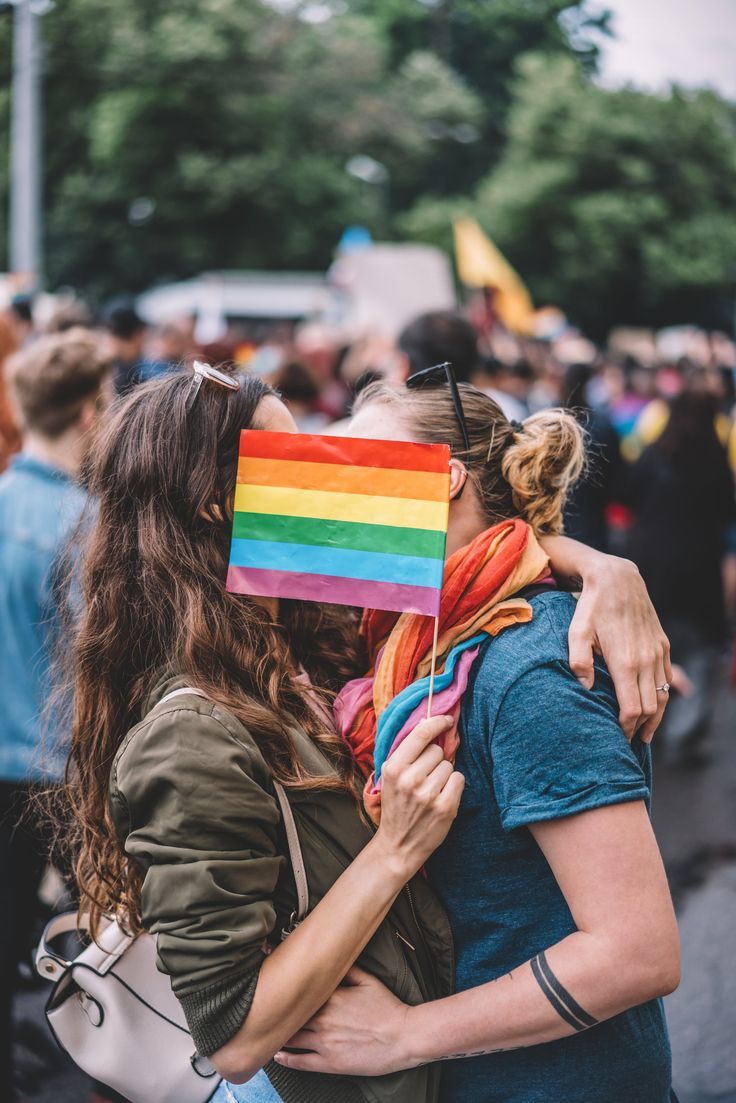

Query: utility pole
[8,0,43,289]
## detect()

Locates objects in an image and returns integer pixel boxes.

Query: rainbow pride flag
[227,431,451,615]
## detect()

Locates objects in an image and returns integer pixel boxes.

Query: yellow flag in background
[453,217,535,335]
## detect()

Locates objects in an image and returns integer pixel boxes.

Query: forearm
[213,834,407,1082]
[402,929,678,1068]
[540,533,625,589]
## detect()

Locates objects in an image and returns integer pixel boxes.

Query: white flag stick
[426,614,440,719]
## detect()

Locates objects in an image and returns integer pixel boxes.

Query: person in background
[0,313,21,473]
[291,323,349,420]
[624,391,736,765]
[5,295,36,350]
[146,318,195,369]
[273,360,331,432]
[715,366,736,625]
[562,363,625,552]
[607,357,654,445]
[471,356,532,423]
[397,310,479,384]
[0,329,111,1103]
[43,298,96,335]
[625,364,736,624]
[102,297,168,396]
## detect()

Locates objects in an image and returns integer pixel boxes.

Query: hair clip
[486,424,497,462]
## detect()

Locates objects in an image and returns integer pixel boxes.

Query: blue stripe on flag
[229,538,444,590]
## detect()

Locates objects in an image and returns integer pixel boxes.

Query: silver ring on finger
[655,683,671,694]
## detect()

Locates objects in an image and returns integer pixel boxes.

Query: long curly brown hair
[63,370,363,937]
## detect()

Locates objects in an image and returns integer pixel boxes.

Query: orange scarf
[344,519,550,779]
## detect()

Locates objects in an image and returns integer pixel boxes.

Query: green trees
[0,0,486,297]
[0,0,734,333]
[474,54,736,335]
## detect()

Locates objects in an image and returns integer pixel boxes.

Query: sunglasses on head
[185,360,240,410]
[405,361,471,453]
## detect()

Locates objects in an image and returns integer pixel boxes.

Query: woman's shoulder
[110,681,274,829]
[478,591,577,675]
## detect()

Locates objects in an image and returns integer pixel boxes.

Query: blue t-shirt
[0,453,87,782]
[427,591,672,1103]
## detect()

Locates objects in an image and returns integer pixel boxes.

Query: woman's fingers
[436,770,465,812]
[384,740,450,795]
[565,555,673,743]
[638,652,671,744]
[634,667,659,743]
[381,715,453,774]
[605,655,642,739]
[414,741,446,775]
[423,757,455,797]
[662,636,673,684]
[274,1049,325,1071]
[567,613,596,691]
[278,1028,316,1050]
[377,714,464,873]
[565,588,672,743]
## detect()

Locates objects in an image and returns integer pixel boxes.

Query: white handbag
[35,687,310,1103]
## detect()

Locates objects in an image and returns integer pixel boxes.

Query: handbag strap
[158,687,309,925]
[36,911,82,981]
[35,910,136,982]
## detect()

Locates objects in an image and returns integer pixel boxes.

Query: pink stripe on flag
[226,565,440,616]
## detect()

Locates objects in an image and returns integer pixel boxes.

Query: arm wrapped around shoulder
[111,705,283,1055]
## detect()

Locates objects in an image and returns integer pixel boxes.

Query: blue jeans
[210,1071,283,1102]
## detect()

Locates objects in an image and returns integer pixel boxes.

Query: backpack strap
[514,581,558,602]
[158,687,309,927]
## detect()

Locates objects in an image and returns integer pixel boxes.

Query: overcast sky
[596,0,736,99]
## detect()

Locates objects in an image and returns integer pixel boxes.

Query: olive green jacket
[109,674,455,1103]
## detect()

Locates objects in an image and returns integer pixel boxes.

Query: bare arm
[541,535,672,742]
[211,716,464,1084]
[275,801,679,1075]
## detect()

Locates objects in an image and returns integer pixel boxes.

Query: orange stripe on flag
[237,457,450,502]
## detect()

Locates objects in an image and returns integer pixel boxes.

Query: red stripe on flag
[238,430,450,474]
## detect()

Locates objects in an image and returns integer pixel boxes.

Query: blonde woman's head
[351,381,585,537]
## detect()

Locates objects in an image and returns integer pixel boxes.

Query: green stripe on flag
[232,511,446,560]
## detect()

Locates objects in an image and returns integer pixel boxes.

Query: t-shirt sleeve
[490,660,650,832]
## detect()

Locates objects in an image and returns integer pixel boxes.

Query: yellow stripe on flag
[234,483,449,532]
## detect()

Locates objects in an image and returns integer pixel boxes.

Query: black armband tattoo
[530,950,599,1032]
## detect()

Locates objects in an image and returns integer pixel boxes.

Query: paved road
[653,658,736,1103]
[14,662,736,1102]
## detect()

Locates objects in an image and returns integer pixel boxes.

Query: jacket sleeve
[110,703,283,1055]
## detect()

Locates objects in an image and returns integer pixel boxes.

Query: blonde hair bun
[501,409,585,534]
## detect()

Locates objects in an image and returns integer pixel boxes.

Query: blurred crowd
[1,288,735,1100]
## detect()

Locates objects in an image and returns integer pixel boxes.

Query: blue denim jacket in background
[0,453,87,783]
